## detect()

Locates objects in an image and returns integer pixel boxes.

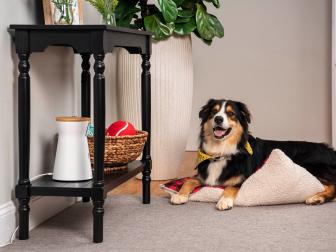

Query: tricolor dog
[171,99,336,210]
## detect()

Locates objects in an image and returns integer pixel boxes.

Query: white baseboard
[0,201,16,245]
[0,196,75,246]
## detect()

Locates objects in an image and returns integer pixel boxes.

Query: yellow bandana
[244,141,253,156]
[197,149,213,164]
[197,142,253,166]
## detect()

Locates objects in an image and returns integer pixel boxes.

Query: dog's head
[199,99,251,153]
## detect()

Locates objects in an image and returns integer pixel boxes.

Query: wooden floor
[108,151,197,197]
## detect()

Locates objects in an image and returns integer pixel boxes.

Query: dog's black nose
[214,116,223,124]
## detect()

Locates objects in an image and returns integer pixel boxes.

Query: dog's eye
[212,106,220,113]
[227,112,235,117]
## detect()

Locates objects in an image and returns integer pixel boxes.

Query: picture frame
[42,0,83,25]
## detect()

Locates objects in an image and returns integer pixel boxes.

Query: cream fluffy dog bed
[161,149,325,206]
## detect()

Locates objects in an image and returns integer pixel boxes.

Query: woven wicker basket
[88,130,148,173]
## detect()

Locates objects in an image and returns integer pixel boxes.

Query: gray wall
[0,1,75,206]
[0,0,332,206]
[187,0,332,150]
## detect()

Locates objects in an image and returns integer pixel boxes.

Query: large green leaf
[175,9,194,23]
[114,0,139,28]
[174,19,196,35]
[209,14,224,38]
[181,1,194,9]
[175,16,191,23]
[177,9,194,18]
[116,8,140,27]
[195,3,215,41]
[115,4,139,20]
[116,13,133,27]
[194,30,213,45]
[158,0,178,23]
[173,0,185,7]
[144,15,174,40]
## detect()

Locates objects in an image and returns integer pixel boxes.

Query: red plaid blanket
[162,177,226,194]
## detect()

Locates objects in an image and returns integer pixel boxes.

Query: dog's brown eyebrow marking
[226,105,234,114]
[213,104,220,112]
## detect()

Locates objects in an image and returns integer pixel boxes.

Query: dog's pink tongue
[214,129,225,137]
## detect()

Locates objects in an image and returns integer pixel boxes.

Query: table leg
[81,53,91,117]
[141,54,152,204]
[81,53,91,203]
[92,53,105,243]
[17,52,31,240]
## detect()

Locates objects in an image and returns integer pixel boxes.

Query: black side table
[9,25,152,243]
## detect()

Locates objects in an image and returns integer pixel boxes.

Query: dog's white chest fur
[204,159,227,186]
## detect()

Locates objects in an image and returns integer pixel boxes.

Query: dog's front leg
[216,186,239,211]
[171,178,201,205]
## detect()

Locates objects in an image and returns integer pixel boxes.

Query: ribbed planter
[117,35,193,180]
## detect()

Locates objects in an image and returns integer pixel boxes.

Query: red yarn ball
[106,121,136,136]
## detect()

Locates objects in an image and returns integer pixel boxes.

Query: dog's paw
[171,194,189,205]
[216,197,234,211]
[305,195,326,205]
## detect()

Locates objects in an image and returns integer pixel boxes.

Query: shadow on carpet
[3,196,336,252]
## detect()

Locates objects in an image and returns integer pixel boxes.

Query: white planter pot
[117,35,193,180]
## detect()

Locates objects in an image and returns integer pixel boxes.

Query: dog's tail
[286,141,336,185]
[300,147,336,185]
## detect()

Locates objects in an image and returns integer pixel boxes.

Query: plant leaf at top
[194,30,213,45]
[175,9,194,23]
[174,19,196,35]
[144,15,174,40]
[195,3,215,41]
[208,14,224,38]
[115,0,138,20]
[175,16,191,23]
[115,0,139,28]
[116,7,140,27]
[173,0,185,7]
[158,0,178,23]
[177,9,194,18]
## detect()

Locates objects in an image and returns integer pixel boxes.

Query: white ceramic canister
[52,117,92,181]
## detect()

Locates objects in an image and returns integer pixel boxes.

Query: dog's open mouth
[213,126,232,139]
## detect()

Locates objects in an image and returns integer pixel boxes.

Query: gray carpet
[3,196,336,252]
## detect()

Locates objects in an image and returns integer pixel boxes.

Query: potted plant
[115,0,223,44]
[85,0,118,25]
[86,0,224,180]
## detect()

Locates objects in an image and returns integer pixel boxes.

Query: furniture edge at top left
[9,25,152,55]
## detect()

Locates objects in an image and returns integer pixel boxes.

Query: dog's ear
[237,102,251,124]
[199,99,216,122]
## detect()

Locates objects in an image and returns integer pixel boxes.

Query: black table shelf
[10,25,152,243]
[30,161,145,197]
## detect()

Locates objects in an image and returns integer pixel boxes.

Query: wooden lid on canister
[56,116,91,122]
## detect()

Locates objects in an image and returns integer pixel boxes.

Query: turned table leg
[141,54,152,204]
[81,53,91,203]
[81,53,91,118]
[92,53,105,243]
[17,52,31,240]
